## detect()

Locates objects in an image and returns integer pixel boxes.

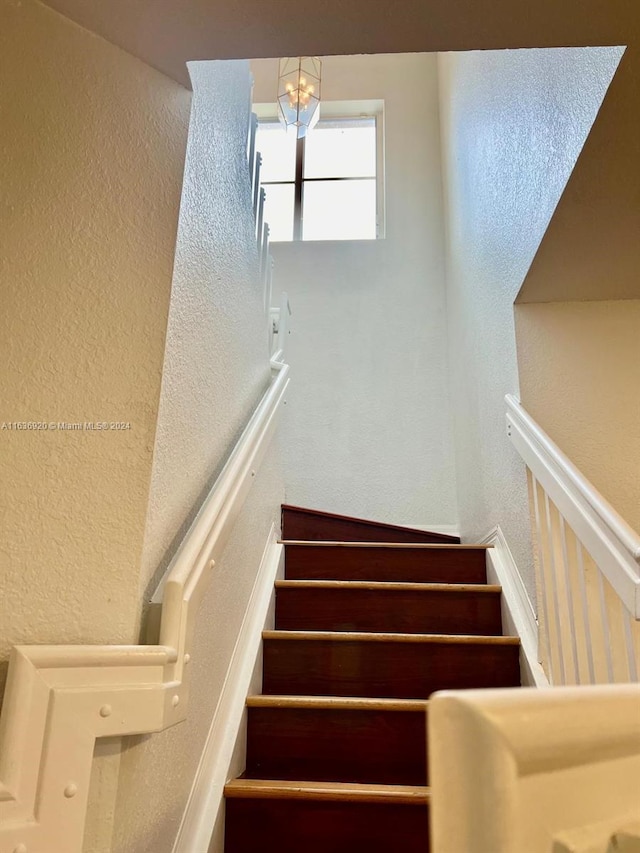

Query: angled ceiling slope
[517,47,640,303]
[42,0,640,304]
[40,0,639,87]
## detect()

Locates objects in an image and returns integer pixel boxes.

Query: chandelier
[277,57,322,138]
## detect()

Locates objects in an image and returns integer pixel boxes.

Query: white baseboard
[172,523,283,853]
[480,526,549,688]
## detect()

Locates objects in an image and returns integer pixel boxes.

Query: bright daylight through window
[257,114,381,242]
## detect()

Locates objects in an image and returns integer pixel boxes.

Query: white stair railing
[505,394,640,685]
[247,110,289,361]
[425,396,640,852]
[247,113,258,191]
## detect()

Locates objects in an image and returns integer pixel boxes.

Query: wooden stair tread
[281,539,491,550]
[225,778,431,805]
[246,695,429,711]
[263,630,519,645]
[276,579,501,593]
[225,506,519,852]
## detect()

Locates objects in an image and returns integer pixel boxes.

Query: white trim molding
[0,360,289,853]
[480,526,549,688]
[172,525,284,853]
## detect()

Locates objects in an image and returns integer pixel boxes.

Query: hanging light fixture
[277,57,322,138]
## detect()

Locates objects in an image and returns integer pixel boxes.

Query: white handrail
[506,394,640,619]
[506,395,640,561]
[0,358,289,853]
[430,684,640,853]
[158,359,288,657]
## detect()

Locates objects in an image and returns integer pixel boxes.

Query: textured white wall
[252,53,458,529]
[437,47,622,600]
[112,60,285,853]
[136,60,276,602]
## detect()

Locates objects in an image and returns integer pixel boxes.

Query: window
[256,108,384,242]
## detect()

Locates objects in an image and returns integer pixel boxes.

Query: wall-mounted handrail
[156,358,289,652]
[0,358,289,853]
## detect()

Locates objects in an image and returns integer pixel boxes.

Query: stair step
[225,778,430,803]
[282,540,488,548]
[224,780,430,853]
[224,506,517,853]
[282,503,459,544]
[275,579,503,635]
[262,631,521,699]
[284,542,488,583]
[246,694,429,710]
[263,630,518,644]
[246,695,428,785]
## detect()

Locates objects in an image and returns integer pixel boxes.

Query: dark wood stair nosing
[275,579,501,592]
[281,539,491,550]
[263,629,519,644]
[246,694,430,710]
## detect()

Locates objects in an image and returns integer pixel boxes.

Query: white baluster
[260,222,270,291]
[531,475,554,682]
[559,517,581,684]
[248,113,258,187]
[623,609,639,682]
[575,540,596,684]
[253,153,262,219]
[256,187,266,243]
[596,568,615,682]
[544,492,566,685]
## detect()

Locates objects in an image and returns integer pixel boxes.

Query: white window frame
[254,99,385,241]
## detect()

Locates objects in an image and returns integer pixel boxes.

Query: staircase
[223,506,521,852]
